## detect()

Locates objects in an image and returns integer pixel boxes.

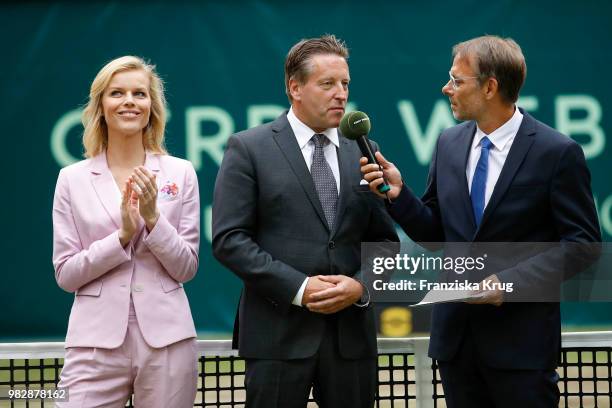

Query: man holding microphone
[361,35,600,407]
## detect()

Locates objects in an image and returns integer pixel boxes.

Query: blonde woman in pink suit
[52,56,200,408]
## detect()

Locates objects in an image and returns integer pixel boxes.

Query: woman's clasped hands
[119,166,159,246]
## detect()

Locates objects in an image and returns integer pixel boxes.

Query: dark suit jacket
[387,109,601,369]
[212,112,398,360]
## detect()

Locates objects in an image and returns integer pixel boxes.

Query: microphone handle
[357,136,391,194]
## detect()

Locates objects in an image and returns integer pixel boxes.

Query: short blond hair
[284,34,349,103]
[82,56,167,158]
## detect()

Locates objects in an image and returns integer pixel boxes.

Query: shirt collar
[287,107,340,149]
[474,106,524,150]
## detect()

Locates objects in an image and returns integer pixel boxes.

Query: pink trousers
[56,312,198,408]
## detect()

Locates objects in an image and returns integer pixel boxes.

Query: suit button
[328,241,336,249]
[133,285,144,292]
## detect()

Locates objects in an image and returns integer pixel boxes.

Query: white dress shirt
[466,106,524,208]
[286,107,341,306]
[286,107,341,192]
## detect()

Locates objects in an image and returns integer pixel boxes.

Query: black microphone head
[339,111,371,140]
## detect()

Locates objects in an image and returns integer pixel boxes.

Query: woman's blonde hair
[82,56,168,158]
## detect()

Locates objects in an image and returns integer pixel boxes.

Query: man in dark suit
[362,35,601,407]
[212,35,398,408]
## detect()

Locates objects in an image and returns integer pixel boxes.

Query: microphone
[339,111,391,193]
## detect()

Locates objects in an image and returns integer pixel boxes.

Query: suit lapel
[476,112,536,234]
[144,151,162,192]
[140,151,162,236]
[331,137,351,237]
[90,153,122,229]
[272,116,330,231]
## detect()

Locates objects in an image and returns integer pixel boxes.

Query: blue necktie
[470,136,493,227]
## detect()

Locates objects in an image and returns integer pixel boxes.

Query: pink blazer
[52,151,200,348]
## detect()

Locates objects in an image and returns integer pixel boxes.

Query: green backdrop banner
[1,1,610,339]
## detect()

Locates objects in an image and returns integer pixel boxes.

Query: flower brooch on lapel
[159,181,179,201]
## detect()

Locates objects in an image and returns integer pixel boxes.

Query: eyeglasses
[448,71,481,90]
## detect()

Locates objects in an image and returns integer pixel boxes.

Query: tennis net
[0,331,610,407]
